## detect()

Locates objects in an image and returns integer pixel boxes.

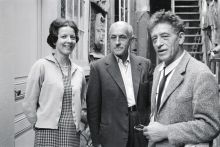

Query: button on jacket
[23,54,86,131]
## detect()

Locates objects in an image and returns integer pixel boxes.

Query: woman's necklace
[53,55,70,77]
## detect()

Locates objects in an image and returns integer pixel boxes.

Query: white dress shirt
[115,55,136,107]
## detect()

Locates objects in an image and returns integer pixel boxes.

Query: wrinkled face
[55,26,76,56]
[110,24,131,59]
[151,23,184,65]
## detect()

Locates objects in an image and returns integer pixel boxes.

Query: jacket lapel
[151,65,161,114]
[158,52,191,112]
[130,54,142,102]
[106,53,127,97]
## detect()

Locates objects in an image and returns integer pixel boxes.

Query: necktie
[156,67,169,112]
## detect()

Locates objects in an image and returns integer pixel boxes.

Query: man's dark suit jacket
[86,53,153,147]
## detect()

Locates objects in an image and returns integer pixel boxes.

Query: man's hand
[143,122,168,142]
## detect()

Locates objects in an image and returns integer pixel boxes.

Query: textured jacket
[149,52,220,147]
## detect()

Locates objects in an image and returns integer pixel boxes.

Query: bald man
[87,21,153,147]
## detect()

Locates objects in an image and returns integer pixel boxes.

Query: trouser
[127,110,148,147]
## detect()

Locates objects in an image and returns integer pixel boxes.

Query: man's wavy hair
[148,10,185,34]
[47,18,79,49]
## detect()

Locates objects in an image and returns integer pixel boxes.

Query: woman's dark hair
[149,10,185,34]
[47,18,79,49]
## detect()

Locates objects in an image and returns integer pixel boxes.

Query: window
[115,0,130,23]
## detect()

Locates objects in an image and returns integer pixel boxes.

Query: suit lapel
[130,54,142,102]
[151,65,161,114]
[158,52,191,112]
[106,53,127,97]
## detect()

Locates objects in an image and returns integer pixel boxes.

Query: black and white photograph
[1,0,220,147]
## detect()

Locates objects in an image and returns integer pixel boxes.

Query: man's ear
[129,35,136,45]
[178,32,185,45]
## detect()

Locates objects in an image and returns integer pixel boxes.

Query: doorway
[150,0,171,14]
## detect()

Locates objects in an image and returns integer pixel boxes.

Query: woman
[23,18,86,147]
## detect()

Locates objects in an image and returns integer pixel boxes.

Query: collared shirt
[156,51,186,106]
[23,54,86,130]
[115,55,136,107]
[151,51,185,121]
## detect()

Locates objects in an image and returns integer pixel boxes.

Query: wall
[41,0,59,57]
[0,52,14,147]
[0,0,18,146]
[0,9,15,144]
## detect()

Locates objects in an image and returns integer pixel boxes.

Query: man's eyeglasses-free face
[110,34,128,42]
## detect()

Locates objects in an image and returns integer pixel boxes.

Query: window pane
[66,0,73,19]
[61,0,66,18]
[80,0,84,29]
[74,0,78,24]
[125,0,127,22]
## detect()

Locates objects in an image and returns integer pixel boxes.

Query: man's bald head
[109,21,134,38]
